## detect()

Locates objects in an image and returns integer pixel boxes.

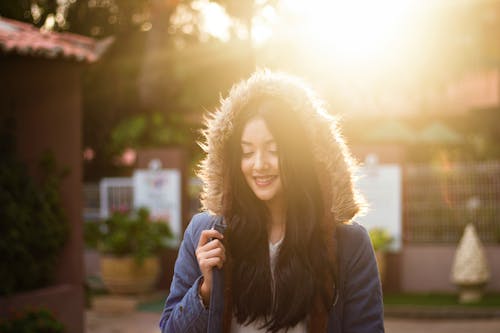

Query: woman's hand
[195,229,226,307]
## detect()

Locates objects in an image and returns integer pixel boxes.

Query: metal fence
[403,161,500,244]
[82,179,133,221]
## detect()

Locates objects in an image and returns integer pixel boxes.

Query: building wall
[395,245,500,293]
[0,56,85,333]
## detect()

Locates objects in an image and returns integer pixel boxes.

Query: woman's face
[240,116,283,205]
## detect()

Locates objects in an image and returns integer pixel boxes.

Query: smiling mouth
[254,176,277,186]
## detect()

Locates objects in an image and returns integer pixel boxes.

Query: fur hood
[198,70,363,224]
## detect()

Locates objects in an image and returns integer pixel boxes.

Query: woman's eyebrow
[241,139,276,145]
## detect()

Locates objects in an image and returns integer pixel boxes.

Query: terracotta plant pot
[100,255,160,294]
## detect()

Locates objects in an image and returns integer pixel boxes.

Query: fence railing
[403,161,500,244]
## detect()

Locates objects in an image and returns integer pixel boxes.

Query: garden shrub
[0,151,69,295]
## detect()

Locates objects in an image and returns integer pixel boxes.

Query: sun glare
[252,5,277,46]
[193,0,232,42]
[193,0,434,79]
[280,0,426,69]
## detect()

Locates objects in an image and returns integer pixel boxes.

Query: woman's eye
[268,143,278,155]
[242,151,254,158]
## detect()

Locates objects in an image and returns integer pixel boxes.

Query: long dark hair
[224,96,336,332]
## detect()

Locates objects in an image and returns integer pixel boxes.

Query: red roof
[0,17,112,63]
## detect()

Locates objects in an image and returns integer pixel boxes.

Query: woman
[159,71,384,333]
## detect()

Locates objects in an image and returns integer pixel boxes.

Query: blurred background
[1,0,500,332]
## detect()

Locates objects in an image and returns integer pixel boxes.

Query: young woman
[159,71,384,333]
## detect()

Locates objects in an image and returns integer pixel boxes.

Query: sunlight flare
[280,0,427,68]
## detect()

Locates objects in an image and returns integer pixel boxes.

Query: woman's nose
[253,151,269,170]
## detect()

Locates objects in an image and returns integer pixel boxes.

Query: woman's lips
[254,175,277,187]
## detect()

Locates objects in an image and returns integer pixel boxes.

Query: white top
[230,238,307,333]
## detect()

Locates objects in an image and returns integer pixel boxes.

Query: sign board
[133,169,182,247]
[355,163,402,251]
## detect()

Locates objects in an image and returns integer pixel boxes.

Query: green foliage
[0,1,56,28]
[0,308,65,333]
[384,292,500,308]
[0,0,152,37]
[368,227,394,252]
[0,152,69,296]
[65,0,152,37]
[84,207,173,263]
[110,112,189,154]
[81,28,147,180]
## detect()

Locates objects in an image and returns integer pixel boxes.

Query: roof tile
[0,17,112,63]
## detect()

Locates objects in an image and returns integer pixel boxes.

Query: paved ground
[86,311,161,333]
[385,318,500,333]
[85,311,500,333]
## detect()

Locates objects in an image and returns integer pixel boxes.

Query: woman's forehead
[240,117,276,144]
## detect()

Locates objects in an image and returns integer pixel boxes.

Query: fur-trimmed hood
[198,70,363,224]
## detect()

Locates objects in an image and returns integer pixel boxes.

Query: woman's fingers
[198,229,223,248]
[198,256,225,270]
[196,242,226,264]
[197,246,226,263]
[195,228,226,304]
[200,238,225,252]
[196,229,226,271]
[198,245,225,257]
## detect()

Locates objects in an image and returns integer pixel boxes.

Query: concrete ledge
[91,291,166,314]
[385,305,500,319]
[92,296,137,313]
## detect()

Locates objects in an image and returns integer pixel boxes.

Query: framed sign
[133,169,182,247]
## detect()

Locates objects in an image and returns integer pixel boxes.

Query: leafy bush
[0,308,64,333]
[0,152,68,296]
[110,112,188,154]
[368,227,394,252]
[84,207,173,263]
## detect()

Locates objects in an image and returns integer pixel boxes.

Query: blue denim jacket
[159,212,384,333]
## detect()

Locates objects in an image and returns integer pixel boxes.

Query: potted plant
[368,227,394,283]
[85,207,172,294]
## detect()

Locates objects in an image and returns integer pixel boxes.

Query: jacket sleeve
[341,223,385,333]
[159,214,210,333]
